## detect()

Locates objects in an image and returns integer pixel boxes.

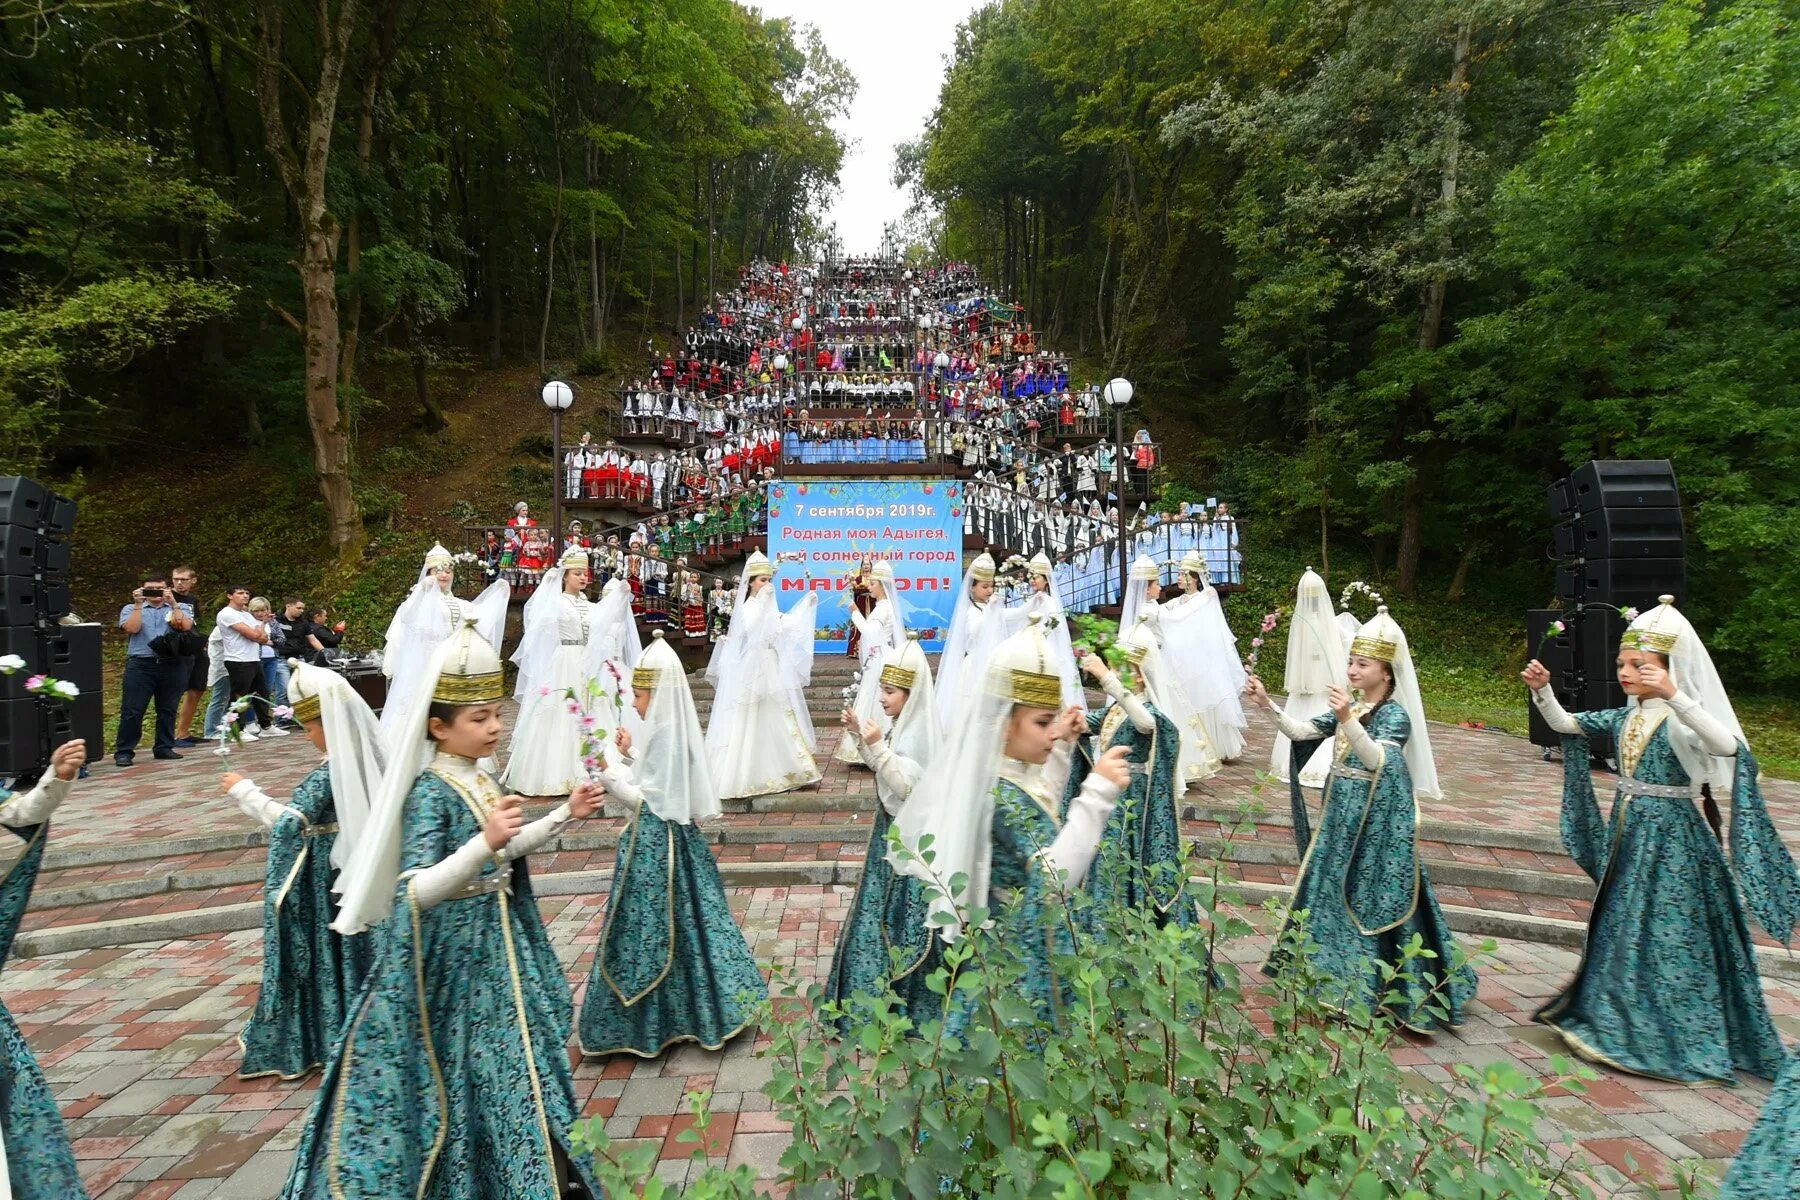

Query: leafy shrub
[572,822,1661,1198]
[574,347,613,377]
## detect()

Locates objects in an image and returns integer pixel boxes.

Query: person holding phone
[113,570,196,767]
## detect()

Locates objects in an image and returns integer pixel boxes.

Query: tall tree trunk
[1396,474,1425,597]
[539,164,564,374]
[338,3,397,393]
[587,145,603,350]
[408,310,447,429]
[1446,541,1478,602]
[254,0,362,555]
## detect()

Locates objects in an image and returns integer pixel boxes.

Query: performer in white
[1118,553,1164,634]
[836,560,909,764]
[935,550,1002,729]
[704,551,822,799]
[379,542,509,760]
[1001,551,1082,708]
[1272,568,1351,786]
[1155,550,1248,761]
[504,547,595,795]
[583,576,642,746]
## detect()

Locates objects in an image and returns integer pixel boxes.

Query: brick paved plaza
[11,694,1799,1198]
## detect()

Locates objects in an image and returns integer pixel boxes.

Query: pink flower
[580,716,598,731]
[1251,637,1264,648]
[539,686,552,698]
[273,705,294,719]
[23,674,45,692]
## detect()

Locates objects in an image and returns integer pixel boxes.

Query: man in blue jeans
[114,570,196,768]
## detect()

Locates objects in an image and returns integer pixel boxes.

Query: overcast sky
[756,0,986,254]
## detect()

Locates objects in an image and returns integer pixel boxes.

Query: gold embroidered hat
[431,617,505,705]
[423,542,455,570]
[968,550,997,583]
[745,550,775,579]
[557,545,589,571]
[1622,595,1680,655]
[985,615,1063,709]
[1027,551,1053,578]
[1129,554,1161,583]
[1350,606,1402,664]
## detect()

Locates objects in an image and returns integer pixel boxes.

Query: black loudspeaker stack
[1531,460,1687,749]
[0,477,100,776]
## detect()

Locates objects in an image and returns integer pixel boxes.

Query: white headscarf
[631,633,719,824]
[1626,596,1743,794]
[583,578,642,682]
[287,660,386,872]
[512,548,587,700]
[881,636,943,778]
[1118,553,1162,634]
[1284,569,1347,696]
[935,552,1000,728]
[1353,607,1440,801]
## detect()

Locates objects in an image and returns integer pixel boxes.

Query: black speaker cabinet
[46,691,103,764]
[1545,476,1576,522]
[0,697,41,777]
[37,624,102,693]
[1559,558,1687,610]
[1571,505,1684,560]
[1570,459,1681,513]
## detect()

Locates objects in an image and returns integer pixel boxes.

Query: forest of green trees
[899,0,1797,683]
[0,0,850,545]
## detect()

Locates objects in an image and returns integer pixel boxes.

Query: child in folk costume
[836,560,908,764]
[999,551,1082,709]
[282,621,602,1200]
[681,571,706,637]
[826,636,946,1025]
[578,633,767,1056]
[893,618,1127,1039]
[1243,606,1474,1031]
[1271,569,1351,788]
[1523,597,1799,1083]
[704,552,822,800]
[222,661,383,1080]
[504,547,596,797]
[380,543,510,763]
[0,739,92,1198]
[934,550,1001,731]
[1062,628,1198,926]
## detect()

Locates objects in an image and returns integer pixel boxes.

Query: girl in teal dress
[282,620,605,1200]
[0,739,90,1199]
[892,618,1127,1039]
[1063,629,1192,926]
[578,631,767,1057]
[825,636,945,1026]
[221,660,383,1080]
[1522,597,1799,1084]
[1244,606,1475,1031]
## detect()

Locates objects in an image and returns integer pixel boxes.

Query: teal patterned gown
[239,765,372,1081]
[281,767,600,1200]
[578,766,766,1057]
[1537,706,1798,1083]
[1722,1049,1800,1198]
[821,753,944,1030]
[1270,702,1475,1030]
[0,791,87,1199]
[1062,697,1193,926]
[945,775,1089,1042]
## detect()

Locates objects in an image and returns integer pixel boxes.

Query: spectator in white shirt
[216,586,273,733]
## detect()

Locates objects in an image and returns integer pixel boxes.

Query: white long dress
[503,593,593,796]
[1157,585,1248,762]
[379,576,509,763]
[835,597,900,764]
[705,587,822,800]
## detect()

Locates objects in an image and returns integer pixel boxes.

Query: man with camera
[114,570,196,768]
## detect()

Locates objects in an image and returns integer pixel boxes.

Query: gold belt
[450,873,511,901]
[302,823,339,838]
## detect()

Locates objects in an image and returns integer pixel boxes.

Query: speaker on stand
[0,476,94,777]
[1533,460,1686,755]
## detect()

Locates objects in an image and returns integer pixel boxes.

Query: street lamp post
[542,379,574,551]
[1103,377,1133,607]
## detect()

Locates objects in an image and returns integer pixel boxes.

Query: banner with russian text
[765,480,962,652]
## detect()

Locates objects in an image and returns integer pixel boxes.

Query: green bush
[574,347,613,377]
[571,823,1687,1198]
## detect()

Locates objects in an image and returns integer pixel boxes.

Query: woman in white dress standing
[1001,551,1082,709]
[379,542,509,762]
[583,576,642,745]
[705,551,822,799]
[504,546,595,796]
[935,550,1000,731]
[835,560,908,764]
[1156,550,1248,762]
[1271,568,1351,787]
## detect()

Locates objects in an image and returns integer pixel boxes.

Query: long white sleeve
[598,761,645,807]
[410,835,498,910]
[0,776,71,829]
[1102,676,1154,734]
[1274,708,1322,744]
[227,778,290,829]
[498,803,574,862]
[858,740,915,816]
[1530,685,1583,736]
[1035,774,1121,887]
[1667,691,1740,757]
[1340,718,1383,769]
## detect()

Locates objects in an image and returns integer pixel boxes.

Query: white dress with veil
[705,586,822,799]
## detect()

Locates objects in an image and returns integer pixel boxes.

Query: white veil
[882,636,943,779]
[1158,580,1249,750]
[1627,596,1743,794]
[1356,607,1440,801]
[288,659,387,872]
[705,576,820,755]
[1274,570,1348,785]
[511,560,578,701]
[1118,553,1162,633]
[378,552,509,750]
[935,557,1002,729]
[1123,623,1218,785]
[633,633,719,824]
[583,578,642,682]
